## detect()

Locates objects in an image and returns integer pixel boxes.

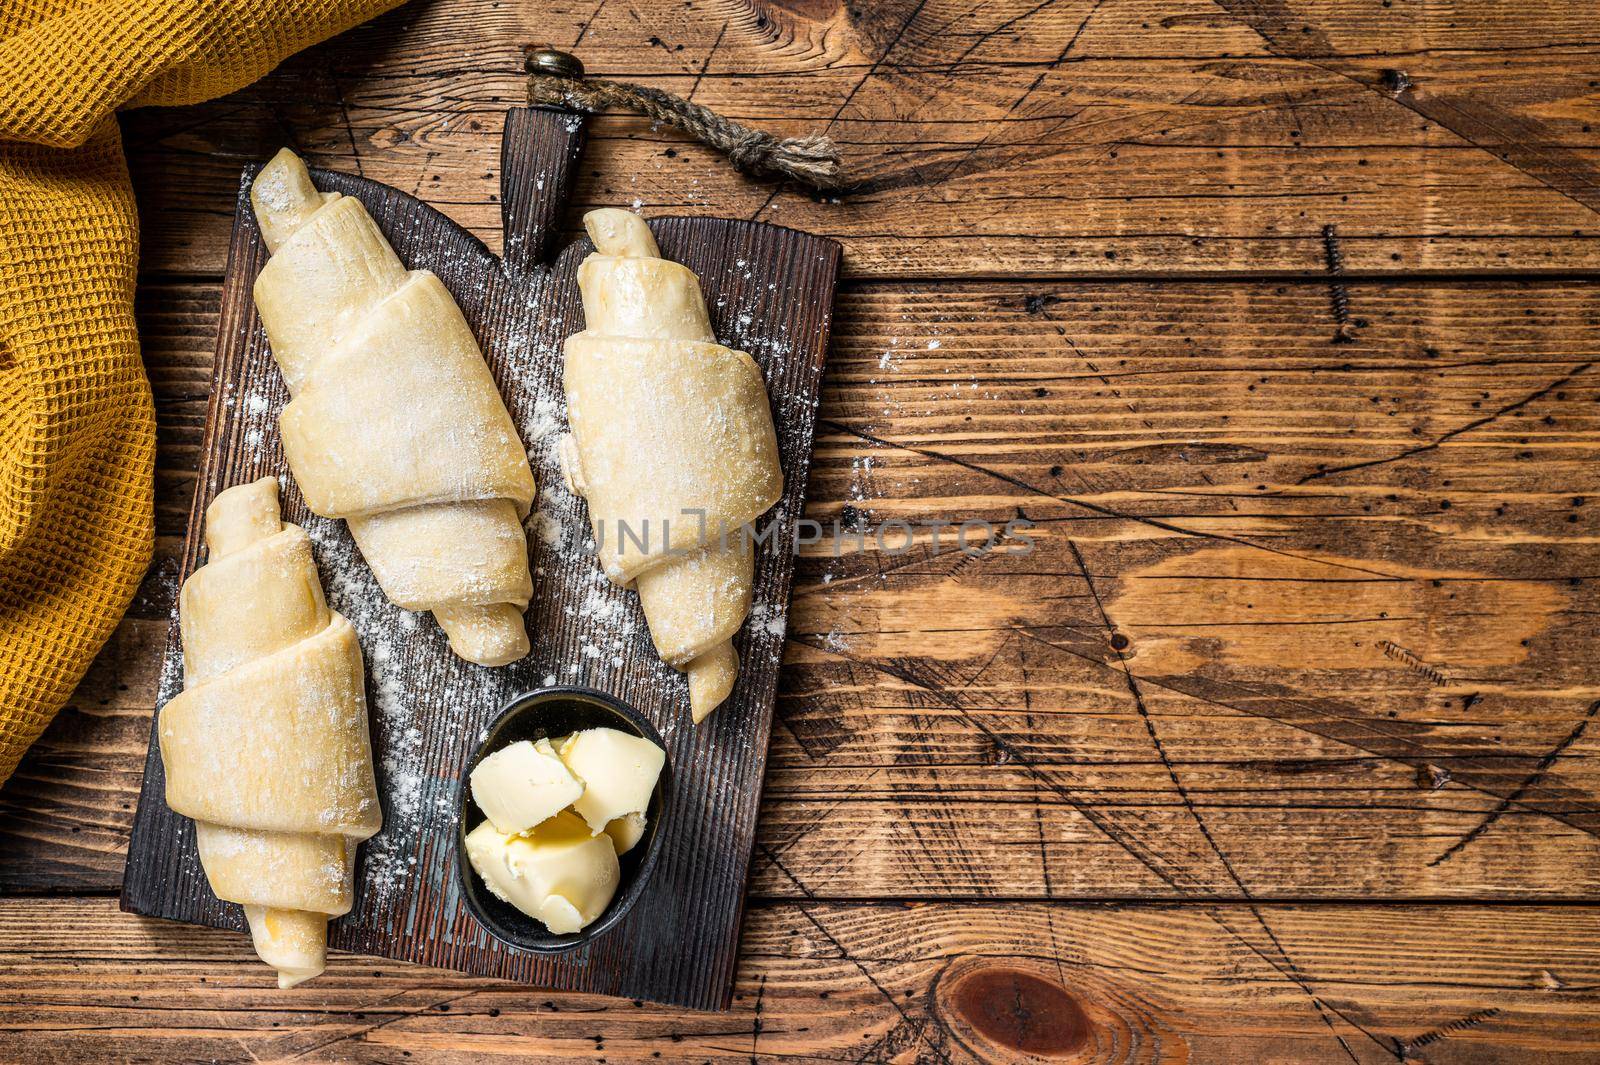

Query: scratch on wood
[1298,361,1594,484]
[1214,0,1600,219]
[1399,1007,1503,1056]
[1057,539,1386,1062]
[1064,539,1241,884]
[1379,640,1448,687]
[685,20,728,105]
[1010,626,1600,842]
[914,0,1103,193]
[748,0,932,222]
[326,69,364,178]
[409,150,441,197]
[283,987,481,1061]
[823,0,930,137]
[756,770,884,871]
[1208,911,1381,1064]
[1321,224,1356,344]
[947,0,1065,67]
[792,630,1193,891]
[821,419,1399,580]
[571,0,610,47]
[759,844,953,1065]
[1015,632,1056,898]
[1428,700,1600,867]
[749,973,766,1064]
[1034,297,1245,510]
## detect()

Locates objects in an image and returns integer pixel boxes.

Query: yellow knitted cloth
[0,0,400,784]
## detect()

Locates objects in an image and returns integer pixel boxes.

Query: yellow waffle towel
[0,0,401,784]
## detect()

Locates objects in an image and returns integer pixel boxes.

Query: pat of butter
[470,738,583,835]
[604,811,647,855]
[464,811,621,934]
[558,728,665,834]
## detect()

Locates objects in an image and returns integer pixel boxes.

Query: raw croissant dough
[562,209,782,721]
[160,477,382,988]
[249,148,536,666]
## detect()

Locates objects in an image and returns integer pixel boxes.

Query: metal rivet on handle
[524,47,585,81]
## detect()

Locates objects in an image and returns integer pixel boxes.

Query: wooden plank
[6,277,1600,901]
[3,897,1599,1063]
[116,109,841,1011]
[124,0,1600,279]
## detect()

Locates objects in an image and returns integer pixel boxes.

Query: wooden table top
[4,1,1599,1061]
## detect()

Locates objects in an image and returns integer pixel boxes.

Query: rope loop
[525,56,847,192]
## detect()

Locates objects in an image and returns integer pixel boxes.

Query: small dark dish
[455,686,672,953]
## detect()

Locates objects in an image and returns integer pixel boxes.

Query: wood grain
[5,4,1600,1049]
[116,108,841,1010]
[122,0,1600,278]
[7,277,1599,904]
[5,897,1599,1063]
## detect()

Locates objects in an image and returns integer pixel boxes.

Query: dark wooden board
[119,105,841,1011]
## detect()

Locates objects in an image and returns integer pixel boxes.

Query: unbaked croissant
[160,477,382,988]
[562,209,783,721]
[249,148,536,666]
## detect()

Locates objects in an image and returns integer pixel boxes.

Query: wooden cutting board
[121,104,841,1011]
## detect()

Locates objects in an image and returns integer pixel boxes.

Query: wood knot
[946,966,1088,1057]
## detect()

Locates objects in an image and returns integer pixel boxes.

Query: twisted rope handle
[525,48,847,192]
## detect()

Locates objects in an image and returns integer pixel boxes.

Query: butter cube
[558,728,665,835]
[464,811,621,934]
[604,812,647,855]
[470,738,583,835]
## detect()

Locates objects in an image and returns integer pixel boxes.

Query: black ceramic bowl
[455,686,672,952]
